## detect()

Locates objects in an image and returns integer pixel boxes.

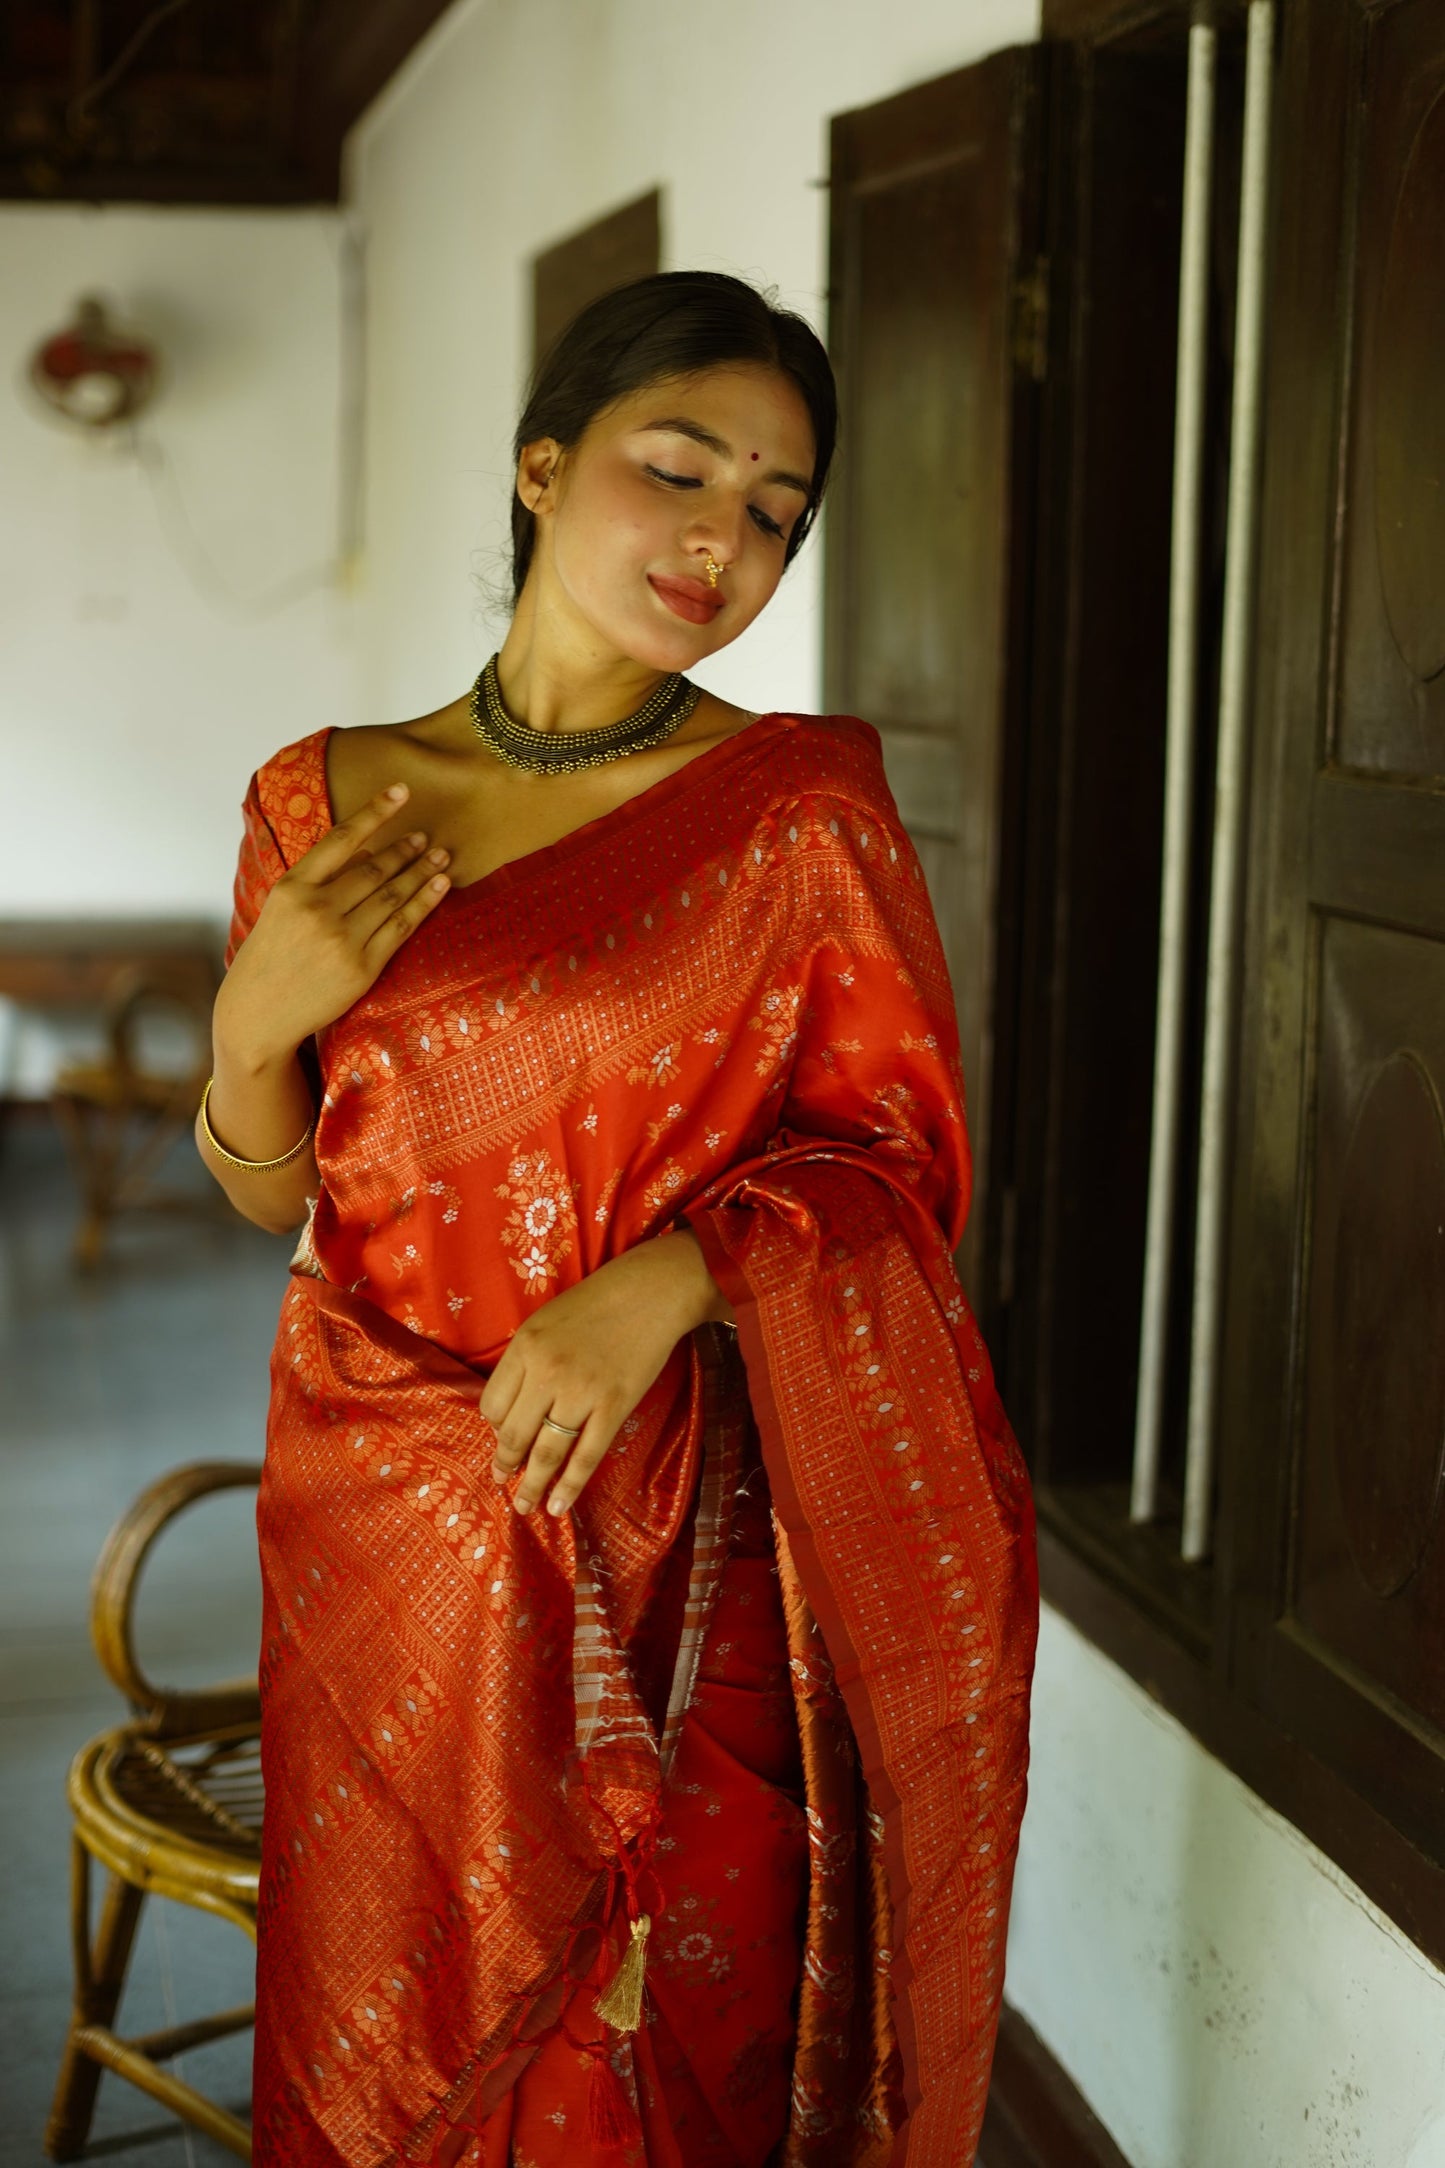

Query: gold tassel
[593,1913,651,2033]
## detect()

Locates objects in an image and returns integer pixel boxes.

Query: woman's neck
[496,595,673,737]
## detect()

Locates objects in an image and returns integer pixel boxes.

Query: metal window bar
[1182,0,1276,1562]
[1131,14,1219,1525]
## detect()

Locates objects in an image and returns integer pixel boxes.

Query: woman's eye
[644,462,786,542]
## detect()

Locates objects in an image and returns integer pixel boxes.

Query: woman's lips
[648,574,723,625]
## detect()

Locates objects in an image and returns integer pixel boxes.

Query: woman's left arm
[479,1229,733,1519]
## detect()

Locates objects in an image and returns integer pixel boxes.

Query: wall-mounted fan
[29,295,159,428]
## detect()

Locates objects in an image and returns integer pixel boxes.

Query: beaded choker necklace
[468,654,702,776]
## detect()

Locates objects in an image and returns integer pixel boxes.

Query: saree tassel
[587,2050,638,2148]
[593,1912,651,2032]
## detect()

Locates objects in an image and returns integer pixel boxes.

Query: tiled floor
[0,1116,289,2166]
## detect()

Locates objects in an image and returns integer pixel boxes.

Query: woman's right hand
[214,784,451,1067]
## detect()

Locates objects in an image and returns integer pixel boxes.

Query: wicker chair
[46,1462,263,2163]
[51,962,218,1270]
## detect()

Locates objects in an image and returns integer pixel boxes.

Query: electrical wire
[130,426,338,621]
[125,220,367,621]
[69,0,198,135]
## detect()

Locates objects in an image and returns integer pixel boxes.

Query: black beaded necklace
[468,654,702,776]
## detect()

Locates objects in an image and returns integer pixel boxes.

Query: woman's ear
[516,437,564,516]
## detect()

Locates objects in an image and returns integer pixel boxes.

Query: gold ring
[541,1415,583,1438]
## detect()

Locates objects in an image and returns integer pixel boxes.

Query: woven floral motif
[493,1148,581,1294]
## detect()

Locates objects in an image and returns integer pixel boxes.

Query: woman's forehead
[603,366,815,457]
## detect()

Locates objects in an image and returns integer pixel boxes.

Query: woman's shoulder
[758,711,895,819]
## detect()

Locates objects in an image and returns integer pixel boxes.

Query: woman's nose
[685,498,746,565]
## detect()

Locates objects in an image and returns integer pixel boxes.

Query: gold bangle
[200,1076,313,1173]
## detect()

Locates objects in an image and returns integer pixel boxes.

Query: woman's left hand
[479,1229,734,1519]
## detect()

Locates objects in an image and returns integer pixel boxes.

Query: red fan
[29,295,158,427]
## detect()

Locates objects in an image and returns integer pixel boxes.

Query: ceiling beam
[0,0,459,205]
[289,0,457,198]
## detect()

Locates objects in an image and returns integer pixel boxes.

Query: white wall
[345,0,1037,727]
[1008,1609,1445,2168]
[0,206,358,1089]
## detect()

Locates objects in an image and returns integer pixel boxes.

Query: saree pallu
[228,713,1038,2167]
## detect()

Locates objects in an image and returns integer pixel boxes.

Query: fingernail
[386,784,408,802]
[515,1497,531,1516]
[547,1494,568,1517]
[406,830,426,846]
[431,874,450,893]
[428,847,449,865]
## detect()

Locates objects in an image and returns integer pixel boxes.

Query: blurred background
[2,1,1443,2163]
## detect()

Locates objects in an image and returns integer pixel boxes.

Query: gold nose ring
[704,556,722,589]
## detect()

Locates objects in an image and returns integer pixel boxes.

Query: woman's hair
[509,269,837,606]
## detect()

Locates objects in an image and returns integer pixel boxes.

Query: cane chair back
[46,1461,262,2163]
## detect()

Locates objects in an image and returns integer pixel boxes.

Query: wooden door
[825,52,1050,1337]
[532,191,660,367]
[1223,0,1445,1863]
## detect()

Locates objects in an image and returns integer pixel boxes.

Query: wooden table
[0,918,221,1014]
[0,920,225,1258]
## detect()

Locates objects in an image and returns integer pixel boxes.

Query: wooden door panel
[1310,775,1445,941]
[1226,0,1445,1851]
[872,726,979,1109]
[847,158,1002,731]
[1295,916,1445,1733]
[532,191,660,367]
[827,51,1045,1318]
[1333,0,1445,779]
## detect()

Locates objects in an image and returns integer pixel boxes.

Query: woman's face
[521,362,817,673]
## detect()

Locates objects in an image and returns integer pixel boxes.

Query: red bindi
[751,451,760,461]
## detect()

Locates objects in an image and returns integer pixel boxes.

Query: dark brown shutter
[1224,0,1445,1863]
[531,191,661,370]
[825,50,1051,1339]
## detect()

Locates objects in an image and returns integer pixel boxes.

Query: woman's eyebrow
[640,416,812,498]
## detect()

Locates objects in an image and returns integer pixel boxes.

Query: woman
[203,271,1037,2168]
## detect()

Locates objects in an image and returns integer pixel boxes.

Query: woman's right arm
[198,782,452,1234]
[196,1040,324,1235]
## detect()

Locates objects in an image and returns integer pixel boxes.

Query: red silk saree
[227,712,1038,2167]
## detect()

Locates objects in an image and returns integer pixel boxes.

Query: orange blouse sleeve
[223,733,333,971]
[224,771,289,970]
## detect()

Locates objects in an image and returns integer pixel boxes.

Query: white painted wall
[345,11,1445,2167]
[345,0,1037,727]
[1008,1609,1445,2168]
[0,206,358,1089]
